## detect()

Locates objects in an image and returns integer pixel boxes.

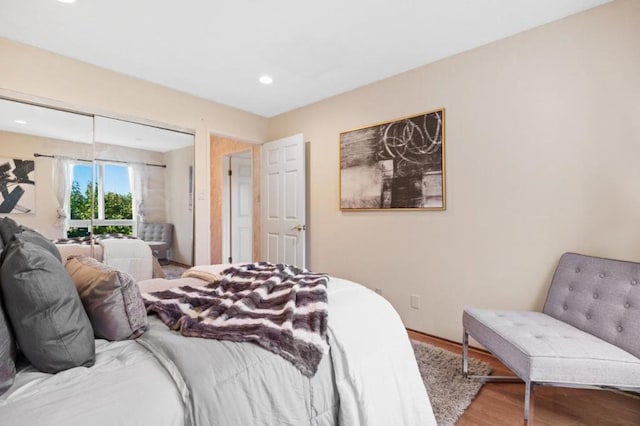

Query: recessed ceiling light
[57,0,77,3]
[13,119,27,125]
[259,75,273,85]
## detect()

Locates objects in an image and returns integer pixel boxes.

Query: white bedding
[100,239,153,281]
[0,340,185,426]
[139,270,436,425]
[56,243,104,262]
[327,278,435,425]
[0,270,436,426]
[56,240,164,279]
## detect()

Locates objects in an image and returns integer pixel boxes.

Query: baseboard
[406,328,493,356]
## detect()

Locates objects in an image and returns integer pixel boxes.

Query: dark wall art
[340,109,445,210]
[0,158,36,214]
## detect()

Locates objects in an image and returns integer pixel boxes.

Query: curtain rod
[34,153,167,168]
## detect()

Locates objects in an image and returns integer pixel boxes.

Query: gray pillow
[66,256,147,341]
[0,241,95,373]
[14,229,62,263]
[0,219,61,262]
[0,296,16,396]
[0,217,20,246]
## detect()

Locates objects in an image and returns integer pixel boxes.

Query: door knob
[290,224,306,232]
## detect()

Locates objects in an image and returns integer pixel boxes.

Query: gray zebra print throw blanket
[143,262,329,376]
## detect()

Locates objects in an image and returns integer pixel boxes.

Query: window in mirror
[94,116,195,266]
[68,162,92,237]
[94,162,133,235]
[69,161,134,236]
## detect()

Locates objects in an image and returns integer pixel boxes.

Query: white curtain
[128,162,148,236]
[52,155,73,235]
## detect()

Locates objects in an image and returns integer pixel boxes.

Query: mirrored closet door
[0,97,93,239]
[94,116,194,266]
[0,97,195,266]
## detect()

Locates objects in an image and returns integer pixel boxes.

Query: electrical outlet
[374,288,383,295]
[410,294,421,309]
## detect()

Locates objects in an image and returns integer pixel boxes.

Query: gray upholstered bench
[462,252,640,424]
[137,223,173,260]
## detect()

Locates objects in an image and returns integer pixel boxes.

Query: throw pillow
[0,218,61,262]
[0,217,20,246]
[0,296,16,396]
[66,256,147,341]
[0,241,95,373]
[13,228,63,263]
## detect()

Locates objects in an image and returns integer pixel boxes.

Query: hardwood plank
[407,330,640,425]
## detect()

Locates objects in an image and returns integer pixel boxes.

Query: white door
[231,154,252,263]
[261,134,306,267]
[222,152,253,264]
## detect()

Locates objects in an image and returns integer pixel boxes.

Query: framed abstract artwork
[0,157,36,214]
[339,108,445,210]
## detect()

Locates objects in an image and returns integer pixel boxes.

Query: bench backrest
[137,223,173,245]
[543,252,640,358]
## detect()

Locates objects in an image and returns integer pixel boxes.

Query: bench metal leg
[464,329,535,424]
[524,381,535,425]
[462,329,469,377]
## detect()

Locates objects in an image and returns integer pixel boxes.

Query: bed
[54,233,164,280]
[0,261,436,426]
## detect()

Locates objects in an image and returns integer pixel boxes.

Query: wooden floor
[408,330,640,426]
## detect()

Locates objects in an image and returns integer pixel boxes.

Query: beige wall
[164,145,195,265]
[0,131,92,239]
[267,0,640,341]
[0,37,268,265]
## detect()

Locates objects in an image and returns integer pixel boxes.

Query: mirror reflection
[0,98,93,238]
[93,116,194,266]
[0,98,194,271]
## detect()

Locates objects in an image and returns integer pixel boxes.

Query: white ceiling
[94,116,194,153]
[0,98,93,144]
[0,0,611,117]
[0,98,194,152]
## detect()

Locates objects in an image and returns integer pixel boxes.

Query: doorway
[222,150,253,263]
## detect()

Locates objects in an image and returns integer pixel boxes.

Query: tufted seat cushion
[463,309,640,387]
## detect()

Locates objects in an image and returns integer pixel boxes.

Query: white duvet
[139,272,437,425]
[327,278,435,425]
[100,238,153,281]
[0,271,436,426]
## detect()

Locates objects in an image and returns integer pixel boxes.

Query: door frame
[209,134,261,264]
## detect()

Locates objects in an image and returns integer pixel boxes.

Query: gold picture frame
[339,108,446,211]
